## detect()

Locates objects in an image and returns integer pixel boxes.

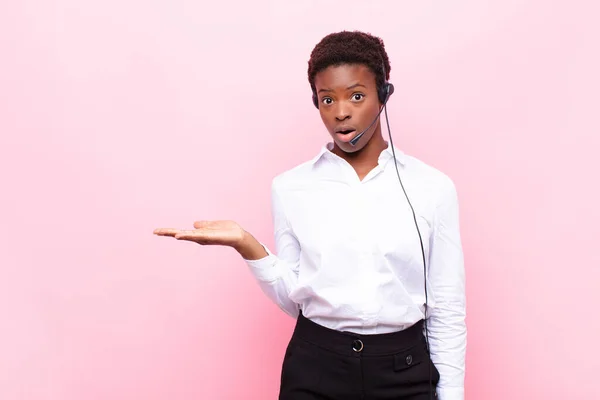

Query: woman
[154,30,466,400]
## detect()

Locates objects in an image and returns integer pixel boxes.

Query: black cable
[383,104,433,400]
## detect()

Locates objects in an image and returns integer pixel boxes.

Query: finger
[174,230,201,240]
[153,228,180,237]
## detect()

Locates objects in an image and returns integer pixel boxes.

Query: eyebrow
[317,83,367,94]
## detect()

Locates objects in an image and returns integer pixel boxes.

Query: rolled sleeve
[244,245,281,283]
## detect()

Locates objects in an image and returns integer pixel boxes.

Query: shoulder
[402,153,459,207]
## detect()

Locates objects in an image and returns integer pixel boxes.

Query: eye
[351,93,365,101]
[321,97,333,105]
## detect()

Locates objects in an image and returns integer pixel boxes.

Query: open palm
[154,220,246,247]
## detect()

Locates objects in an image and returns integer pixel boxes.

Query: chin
[333,139,366,154]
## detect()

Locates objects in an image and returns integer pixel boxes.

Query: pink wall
[1,1,598,399]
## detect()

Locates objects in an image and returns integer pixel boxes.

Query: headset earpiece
[378,82,395,104]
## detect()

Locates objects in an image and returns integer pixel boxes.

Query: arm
[427,177,467,400]
[243,180,301,318]
[153,180,300,317]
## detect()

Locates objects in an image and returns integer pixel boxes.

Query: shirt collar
[309,141,407,167]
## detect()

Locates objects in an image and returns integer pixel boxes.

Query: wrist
[233,230,251,252]
[234,230,268,260]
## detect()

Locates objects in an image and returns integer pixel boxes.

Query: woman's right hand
[154,220,246,247]
[153,220,268,260]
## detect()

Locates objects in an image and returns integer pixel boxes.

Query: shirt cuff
[436,386,464,400]
[243,244,282,283]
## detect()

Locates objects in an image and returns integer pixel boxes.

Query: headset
[311,58,434,400]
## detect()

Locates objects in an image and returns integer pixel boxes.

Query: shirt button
[406,355,413,365]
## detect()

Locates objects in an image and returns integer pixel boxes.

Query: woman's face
[313,63,383,154]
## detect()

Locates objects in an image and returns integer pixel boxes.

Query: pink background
[1,1,599,399]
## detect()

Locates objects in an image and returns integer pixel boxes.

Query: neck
[332,127,388,180]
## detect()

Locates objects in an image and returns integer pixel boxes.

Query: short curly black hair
[307,30,391,95]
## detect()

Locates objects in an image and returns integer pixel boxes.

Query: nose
[334,101,351,121]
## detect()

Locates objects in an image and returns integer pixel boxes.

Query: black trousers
[279,312,440,400]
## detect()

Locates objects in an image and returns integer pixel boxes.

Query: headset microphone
[349,83,394,146]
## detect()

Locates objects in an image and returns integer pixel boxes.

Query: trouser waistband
[292,311,426,357]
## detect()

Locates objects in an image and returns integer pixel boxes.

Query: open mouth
[335,126,357,135]
[335,128,358,143]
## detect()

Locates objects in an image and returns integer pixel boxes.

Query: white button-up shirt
[246,142,466,400]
